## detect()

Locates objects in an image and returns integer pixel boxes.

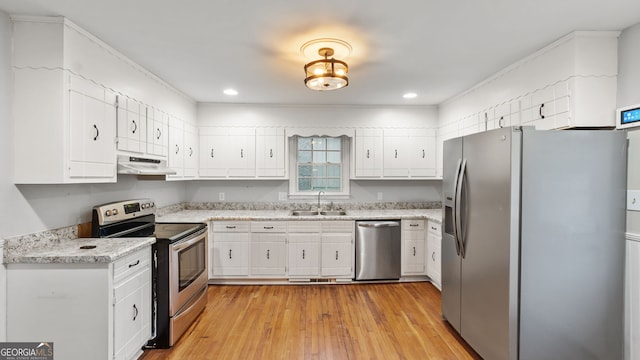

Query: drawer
[251,222,287,233]
[402,219,425,231]
[321,221,354,233]
[427,221,441,236]
[212,221,250,232]
[114,247,151,285]
[288,221,322,233]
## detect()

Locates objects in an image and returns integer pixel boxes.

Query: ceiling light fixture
[403,92,417,99]
[301,39,351,91]
[223,89,238,96]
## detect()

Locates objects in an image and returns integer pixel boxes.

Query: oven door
[169,230,208,316]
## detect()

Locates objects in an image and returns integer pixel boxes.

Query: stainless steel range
[92,199,208,348]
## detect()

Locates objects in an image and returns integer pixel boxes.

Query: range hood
[117,155,177,176]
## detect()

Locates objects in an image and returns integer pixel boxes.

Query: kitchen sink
[289,210,320,216]
[320,210,348,216]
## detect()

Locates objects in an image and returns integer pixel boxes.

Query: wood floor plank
[140,282,480,360]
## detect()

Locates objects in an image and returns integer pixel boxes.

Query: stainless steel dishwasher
[355,220,401,280]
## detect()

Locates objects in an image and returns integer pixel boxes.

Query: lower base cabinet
[401,220,427,275]
[6,247,152,360]
[427,221,442,289]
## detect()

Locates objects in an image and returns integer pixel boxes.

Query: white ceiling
[1,0,640,106]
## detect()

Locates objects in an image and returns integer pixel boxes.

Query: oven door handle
[172,232,206,251]
[106,223,155,238]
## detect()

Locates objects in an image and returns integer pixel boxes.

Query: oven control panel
[93,199,156,225]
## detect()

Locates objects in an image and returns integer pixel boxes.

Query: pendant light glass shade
[304,47,349,91]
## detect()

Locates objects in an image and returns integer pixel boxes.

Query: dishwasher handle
[357,221,400,228]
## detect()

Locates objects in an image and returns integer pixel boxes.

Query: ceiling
[1,0,640,106]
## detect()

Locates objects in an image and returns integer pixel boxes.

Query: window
[289,136,350,197]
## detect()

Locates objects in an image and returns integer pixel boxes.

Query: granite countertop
[4,237,156,264]
[157,208,442,223]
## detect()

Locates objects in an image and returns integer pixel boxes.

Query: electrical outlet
[628,190,640,211]
[219,192,225,201]
[377,192,383,201]
[278,192,288,201]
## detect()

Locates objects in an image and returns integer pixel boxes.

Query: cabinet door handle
[422,149,425,158]
[413,246,416,256]
[269,149,273,158]
[128,260,140,268]
[302,249,305,260]
[395,149,398,158]
[539,103,545,119]
[92,124,99,141]
[498,116,504,128]
[189,147,193,157]
[229,249,232,259]
[226,225,236,229]
[267,249,270,260]
[156,128,161,140]
[240,149,244,158]
[175,144,180,154]
[366,149,370,159]
[264,226,274,229]
[132,304,138,321]
[432,251,436,261]
[211,148,215,158]
[336,250,339,260]
[131,120,137,134]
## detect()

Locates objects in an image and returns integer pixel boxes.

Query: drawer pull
[226,225,236,229]
[132,304,139,321]
[264,226,274,230]
[128,260,140,268]
[409,223,419,227]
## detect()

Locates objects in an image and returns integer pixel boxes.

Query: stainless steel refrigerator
[442,126,626,360]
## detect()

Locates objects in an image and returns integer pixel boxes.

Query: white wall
[0,12,188,240]
[191,103,443,203]
[619,23,640,234]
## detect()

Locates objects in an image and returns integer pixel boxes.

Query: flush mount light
[301,38,351,91]
[403,92,418,99]
[223,89,238,96]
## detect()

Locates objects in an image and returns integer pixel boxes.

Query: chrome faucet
[317,191,325,213]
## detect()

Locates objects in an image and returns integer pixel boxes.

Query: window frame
[288,135,351,199]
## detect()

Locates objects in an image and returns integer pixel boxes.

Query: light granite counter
[4,237,155,264]
[157,208,442,223]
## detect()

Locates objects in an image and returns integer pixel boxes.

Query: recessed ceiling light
[223,89,238,96]
[403,92,417,99]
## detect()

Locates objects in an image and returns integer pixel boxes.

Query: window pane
[298,150,312,163]
[327,137,341,151]
[327,151,341,164]
[298,178,311,191]
[327,179,341,191]
[313,151,326,163]
[312,178,326,190]
[298,137,312,150]
[312,137,326,150]
[327,164,341,177]
[299,165,313,177]
[313,165,326,177]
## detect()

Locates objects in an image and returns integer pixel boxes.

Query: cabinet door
[288,234,320,277]
[199,134,228,177]
[256,128,285,177]
[183,122,198,178]
[117,97,145,153]
[427,233,442,288]
[146,108,169,158]
[251,233,287,276]
[383,129,409,177]
[212,237,249,276]
[113,266,151,360]
[408,131,436,177]
[68,81,116,179]
[168,117,185,177]
[402,238,426,274]
[227,129,256,177]
[354,128,383,178]
[321,234,353,277]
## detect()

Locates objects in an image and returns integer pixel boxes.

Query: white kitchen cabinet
[167,118,198,180]
[116,97,146,154]
[427,221,442,289]
[7,247,152,360]
[200,127,256,178]
[288,222,322,279]
[353,128,383,178]
[183,122,199,178]
[146,107,169,158]
[626,238,640,360]
[320,221,355,279]
[401,220,427,276]
[250,222,287,276]
[13,68,117,183]
[383,129,437,178]
[210,222,250,277]
[256,128,286,178]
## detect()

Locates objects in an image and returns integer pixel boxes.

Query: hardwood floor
[140,282,480,360]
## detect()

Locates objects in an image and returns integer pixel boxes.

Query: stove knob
[112,209,119,215]
[105,210,112,217]
[141,203,147,209]
[150,202,155,208]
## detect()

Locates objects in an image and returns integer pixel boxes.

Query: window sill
[287,193,351,201]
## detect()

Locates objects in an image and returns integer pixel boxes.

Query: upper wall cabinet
[166,117,198,180]
[256,128,286,178]
[353,128,383,178]
[199,128,256,178]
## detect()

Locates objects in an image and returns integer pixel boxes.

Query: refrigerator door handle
[452,159,462,256]
[456,159,467,258]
